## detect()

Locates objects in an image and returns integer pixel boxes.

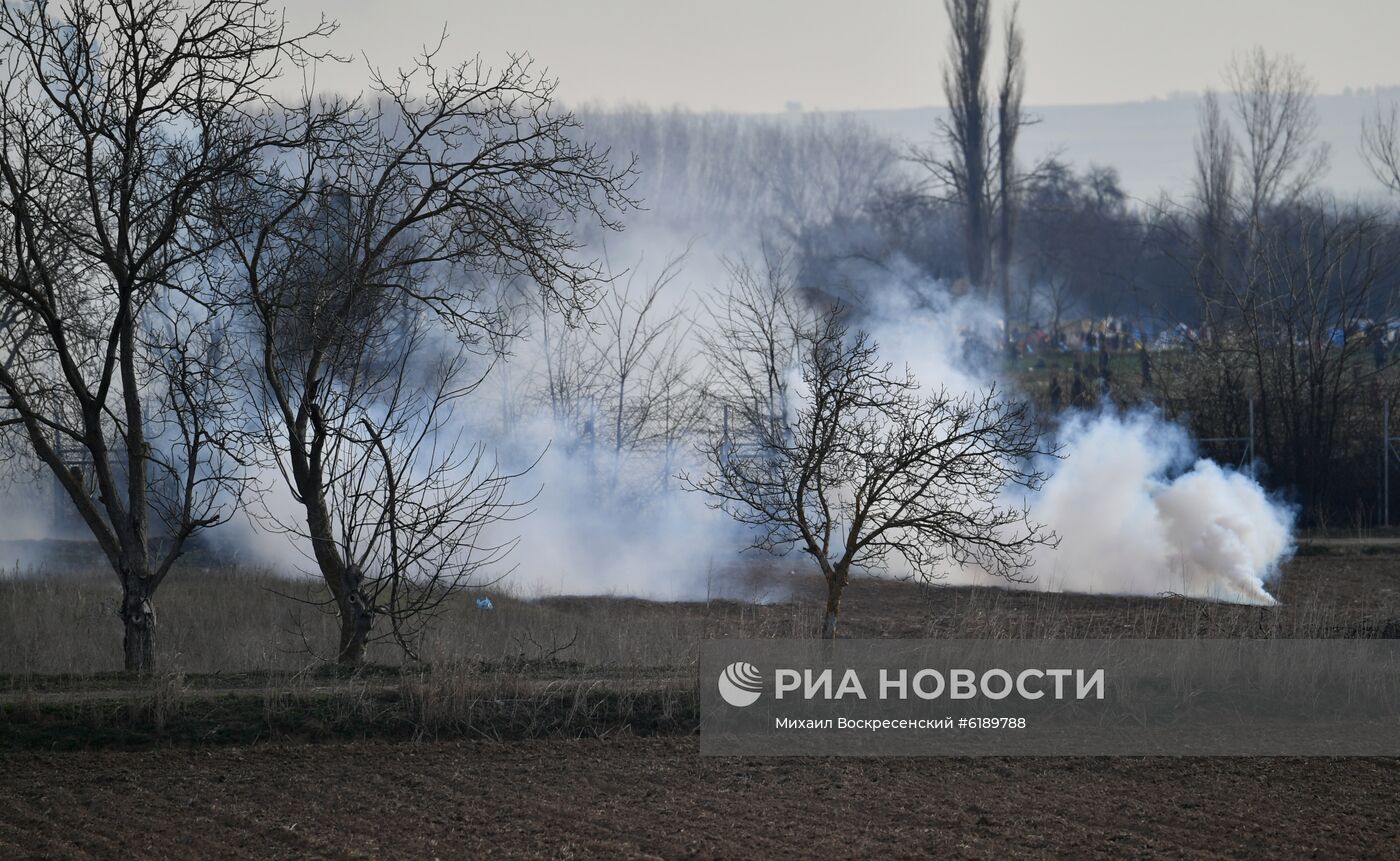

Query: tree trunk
[996,171,1015,351]
[821,574,847,640]
[293,465,371,666]
[120,574,156,674]
[966,203,989,292]
[336,564,374,666]
[337,611,370,665]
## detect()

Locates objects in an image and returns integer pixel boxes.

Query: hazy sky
[278,1,1400,112]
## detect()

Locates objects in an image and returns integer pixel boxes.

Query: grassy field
[4,544,1399,677]
[2,545,1399,858]
[2,543,1399,747]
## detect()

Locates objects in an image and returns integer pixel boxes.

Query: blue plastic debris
[476,597,495,610]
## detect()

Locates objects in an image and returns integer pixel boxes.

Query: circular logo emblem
[718,661,763,707]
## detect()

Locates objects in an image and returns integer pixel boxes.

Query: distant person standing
[1098,343,1112,400]
[1071,370,1087,407]
[1049,375,1063,412]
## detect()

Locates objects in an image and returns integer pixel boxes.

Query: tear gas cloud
[428,241,1295,605]
[0,111,1295,604]
[828,265,1295,605]
[0,227,1295,604]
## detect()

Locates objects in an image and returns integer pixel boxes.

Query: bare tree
[648,318,710,492]
[1226,48,1329,230]
[994,3,1026,341]
[757,114,903,250]
[266,315,525,662]
[931,0,993,293]
[594,253,688,461]
[0,0,332,672]
[698,244,811,439]
[1020,160,1139,338]
[1191,49,1330,328]
[534,282,606,436]
[1192,90,1236,332]
[1174,203,1399,514]
[1362,100,1400,195]
[915,0,1036,333]
[690,306,1055,639]
[527,248,704,496]
[224,48,635,664]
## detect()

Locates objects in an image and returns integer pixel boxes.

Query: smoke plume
[857,267,1294,605]
[1025,412,1291,604]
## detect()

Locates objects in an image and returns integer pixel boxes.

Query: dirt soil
[5,549,1400,858]
[2,738,1398,860]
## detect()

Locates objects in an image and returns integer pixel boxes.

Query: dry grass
[0,564,817,678]
[2,547,1399,678]
[1,547,1397,749]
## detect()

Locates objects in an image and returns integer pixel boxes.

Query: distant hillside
[835,89,1400,202]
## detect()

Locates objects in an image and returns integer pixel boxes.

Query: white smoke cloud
[343,246,1295,606]
[0,180,1295,606]
[1024,411,1291,604]
[491,413,745,599]
[854,266,1294,605]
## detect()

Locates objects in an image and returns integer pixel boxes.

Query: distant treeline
[576,101,1400,525]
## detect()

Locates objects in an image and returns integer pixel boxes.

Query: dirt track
[2,738,1398,859]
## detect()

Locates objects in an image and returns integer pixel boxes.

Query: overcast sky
[278,1,1400,112]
